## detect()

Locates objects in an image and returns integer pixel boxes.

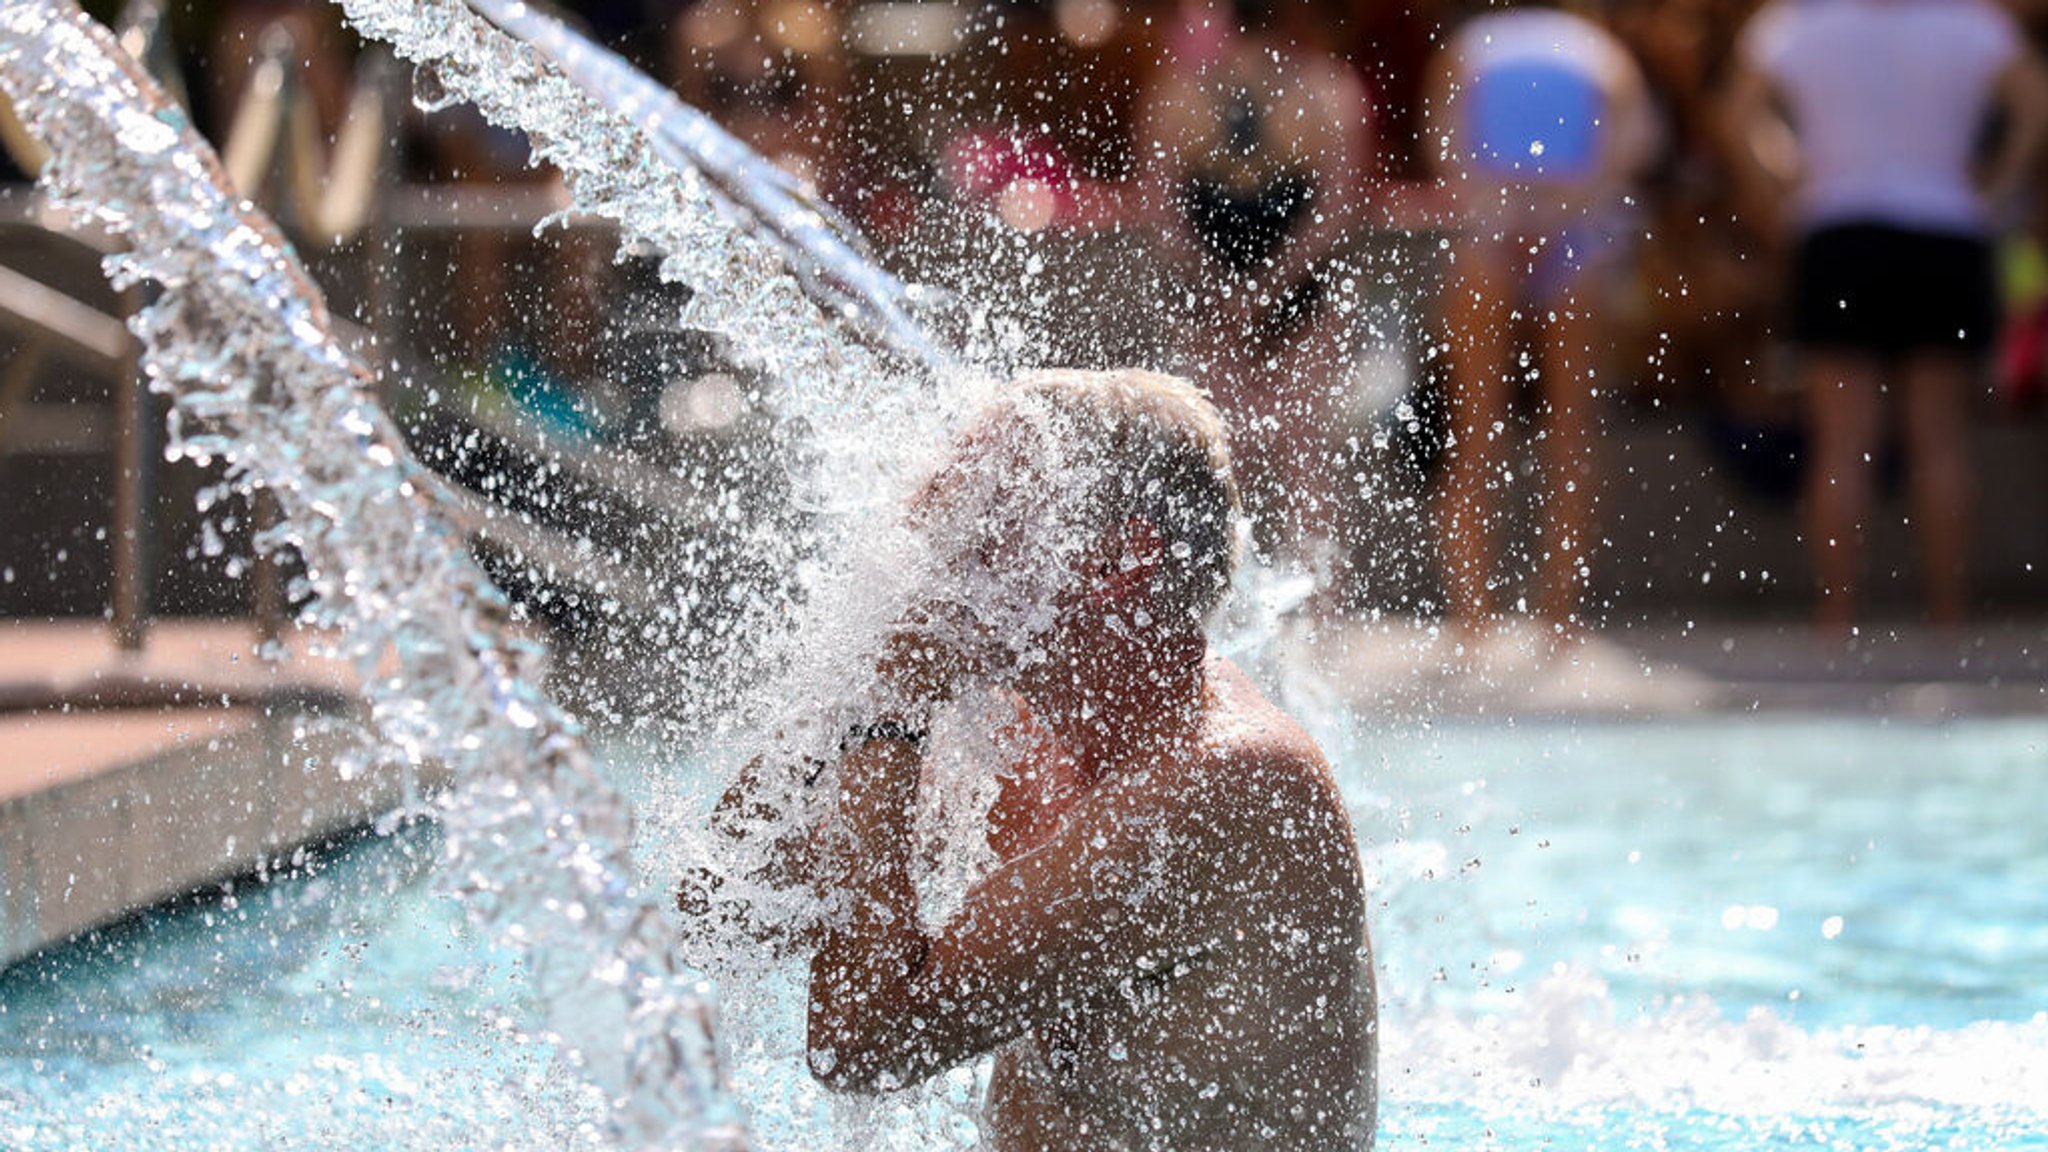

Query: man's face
[909,424,1033,586]
[903,414,1102,688]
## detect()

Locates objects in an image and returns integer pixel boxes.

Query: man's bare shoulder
[1201,658,1327,766]
[1183,658,1367,964]
[1185,658,1341,817]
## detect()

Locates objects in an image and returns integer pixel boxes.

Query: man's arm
[805,734,932,1088]
[675,747,837,951]
[806,739,1280,1093]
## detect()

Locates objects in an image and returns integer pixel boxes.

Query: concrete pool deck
[1307,616,2048,720]
[0,621,444,968]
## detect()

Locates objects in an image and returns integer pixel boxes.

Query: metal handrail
[0,260,130,371]
[297,52,390,243]
[220,24,394,246]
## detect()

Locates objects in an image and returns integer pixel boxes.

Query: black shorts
[1791,223,1999,356]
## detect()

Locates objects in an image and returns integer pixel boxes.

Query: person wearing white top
[1423,4,1660,639]
[1730,0,2048,632]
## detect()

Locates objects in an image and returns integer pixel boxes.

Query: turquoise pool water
[2,716,2043,1150]
[1342,716,2048,1151]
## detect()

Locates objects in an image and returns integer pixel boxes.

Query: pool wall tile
[1,705,442,969]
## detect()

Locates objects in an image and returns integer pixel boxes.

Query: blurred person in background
[1136,0,1375,577]
[1997,0,2048,414]
[410,92,609,435]
[1728,0,2048,634]
[389,0,628,440]
[1609,0,1773,399]
[1424,1,1659,647]
[1344,0,1447,180]
[667,0,848,197]
[1609,0,1795,500]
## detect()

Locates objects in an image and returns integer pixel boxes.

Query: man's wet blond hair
[1012,368,1242,628]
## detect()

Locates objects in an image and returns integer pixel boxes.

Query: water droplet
[411,63,459,113]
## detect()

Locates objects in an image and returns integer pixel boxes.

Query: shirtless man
[697,369,1375,1150]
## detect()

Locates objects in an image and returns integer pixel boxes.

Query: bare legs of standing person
[1801,351,1884,635]
[1537,291,1598,631]
[1802,350,1974,634]
[1436,238,1601,638]
[1900,353,1974,628]
[1437,240,1513,626]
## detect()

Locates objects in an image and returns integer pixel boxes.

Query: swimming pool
[2,715,2043,1150]
[1343,716,2048,1151]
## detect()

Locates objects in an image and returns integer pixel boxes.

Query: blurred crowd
[10,0,2048,634]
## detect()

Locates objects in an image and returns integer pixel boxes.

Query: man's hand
[676,863,724,920]
[875,600,1004,711]
[683,751,833,951]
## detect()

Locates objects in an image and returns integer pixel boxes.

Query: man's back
[982,659,1375,1151]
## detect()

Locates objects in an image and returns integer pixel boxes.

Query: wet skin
[978,659,1376,1151]
[808,651,1376,1152]
[705,393,1376,1147]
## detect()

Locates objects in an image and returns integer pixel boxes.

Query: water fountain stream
[0,4,778,1145]
[3,0,1036,1143]
[8,5,2048,1152]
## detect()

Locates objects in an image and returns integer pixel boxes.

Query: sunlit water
[6,4,2045,1151]
[4,715,2042,1151]
[0,8,729,1141]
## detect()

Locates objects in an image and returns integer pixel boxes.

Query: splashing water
[457,0,956,380]
[0,5,739,1147]
[8,2,2048,1149]
[332,0,991,710]
[314,11,1328,1151]
[7,0,1355,1148]
[335,0,1326,756]
[5,0,1118,1146]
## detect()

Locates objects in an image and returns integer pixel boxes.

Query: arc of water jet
[459,0,959,380]
[334,0,971,512]
[333,0,1003,745]
[0,5,744,1147]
